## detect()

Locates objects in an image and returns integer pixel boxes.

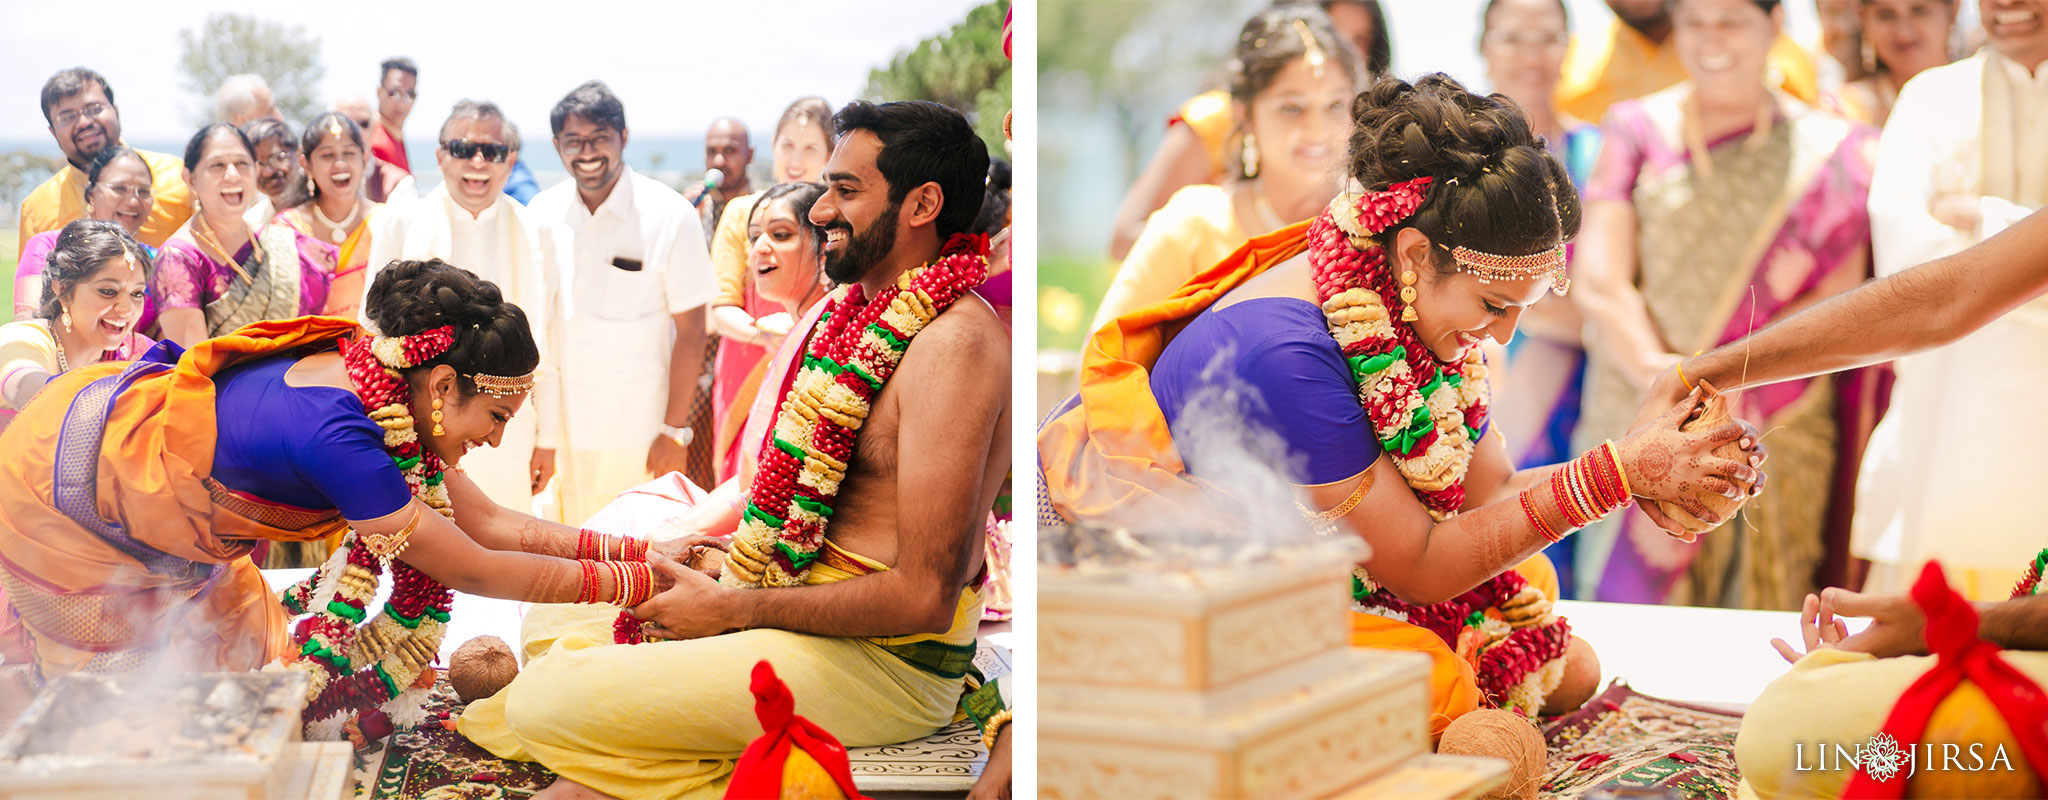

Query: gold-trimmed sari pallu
[0,318,359,680]
[196,220,308,338]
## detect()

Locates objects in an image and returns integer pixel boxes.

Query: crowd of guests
[1093,0,2039,608]
[3,58,1014,570]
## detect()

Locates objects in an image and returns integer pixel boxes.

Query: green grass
[1,229,15,323]
[1037,254,1115,353]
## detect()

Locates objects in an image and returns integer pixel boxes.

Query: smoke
[1042,344,1370,583]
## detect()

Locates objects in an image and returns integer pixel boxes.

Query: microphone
[690,168,724,208]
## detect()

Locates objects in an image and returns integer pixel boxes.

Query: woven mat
[1539,682,1746,800]
[356,676,554,799]
[354,640,1009,798]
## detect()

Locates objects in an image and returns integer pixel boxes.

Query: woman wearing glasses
[275,113,381,320]
[14,147,161,328]
[152,123,338,347]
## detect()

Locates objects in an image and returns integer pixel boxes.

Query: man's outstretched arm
[1644,208,2048,412]
[633,311,1008,639]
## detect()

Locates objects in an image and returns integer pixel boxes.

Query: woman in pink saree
[1571,0,1883,610]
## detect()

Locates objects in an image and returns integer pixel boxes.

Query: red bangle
[576,559,598,604]
[622,537,649,562]
[577,529,599,560]
[1521,489,1560,543]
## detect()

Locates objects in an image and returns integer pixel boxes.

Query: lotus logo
[1859,733,1906,782]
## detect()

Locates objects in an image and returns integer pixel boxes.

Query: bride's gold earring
[1241,133,1260,179]
[431,397,445,437]
[1399,269,1420,322]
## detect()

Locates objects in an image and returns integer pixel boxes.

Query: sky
[0,0,988,144]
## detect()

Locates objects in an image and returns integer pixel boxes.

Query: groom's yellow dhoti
[459,541,985,800]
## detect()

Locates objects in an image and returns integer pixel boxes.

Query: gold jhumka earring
[1242,133,1260,178]
[431,397,445,437]
[1399,269,1419,322]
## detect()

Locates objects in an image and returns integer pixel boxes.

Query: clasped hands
[630,535,739,641]
[1617,380,1770,542]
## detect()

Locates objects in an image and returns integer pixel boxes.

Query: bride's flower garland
[274,326,458,738]
[1311,180,1569,717]
[616,234,990,643]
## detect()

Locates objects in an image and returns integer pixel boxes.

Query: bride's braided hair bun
[1348,73,1581,274]
[363,259,540,394]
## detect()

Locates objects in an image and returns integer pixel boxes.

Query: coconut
[1541,636,1601,716]
[448,635,519,703]
[1437,709,1545,800]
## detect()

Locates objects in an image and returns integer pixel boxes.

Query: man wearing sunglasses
[364,99,562,519]
[18,67,193,258]
[371,57,418,179]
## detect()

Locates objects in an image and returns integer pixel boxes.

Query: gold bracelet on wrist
[980,709,1013,750]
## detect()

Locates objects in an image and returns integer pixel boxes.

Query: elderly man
[684,116,755,236]
[335,92,411,203]
[213,74,280,126]
[372,57,418,177]
[529,80,715,525]
[364,100,561,514]
[458,101,1009,800]
[239,117,297,227]
[18,67,192,255]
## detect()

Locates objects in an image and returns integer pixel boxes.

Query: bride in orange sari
[0,259,699,735]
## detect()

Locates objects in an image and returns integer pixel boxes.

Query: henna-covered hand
[1615,385,1762,538]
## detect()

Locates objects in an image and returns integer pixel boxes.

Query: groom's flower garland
[275,327,457,738]
[616,234,990,643]
[1310,180,1569,717]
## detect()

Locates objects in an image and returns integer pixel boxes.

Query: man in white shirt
[363,100,562,514]
[1852,0,2048,595]
[529,81,716,524]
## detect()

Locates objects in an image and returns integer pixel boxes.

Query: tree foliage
[862,1,1012,156]
[176,13,326,127]
[0,150,67,221]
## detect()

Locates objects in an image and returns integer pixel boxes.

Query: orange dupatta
[1037,221,1509,735]
[0,316,358,674]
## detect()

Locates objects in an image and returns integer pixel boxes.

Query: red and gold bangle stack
[1522,440,1635,541]
[602,561,655,607]
[576,559,601,604]
[576,529,651,562]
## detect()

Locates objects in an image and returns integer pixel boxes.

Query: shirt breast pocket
[579,252,664,321]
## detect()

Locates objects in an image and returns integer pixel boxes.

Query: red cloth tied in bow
[724,660,867,800]
[1842,562,2048,799]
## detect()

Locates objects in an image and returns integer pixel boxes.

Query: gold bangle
[1676,349,1704,392]
[1296,455,1381,522]
[980,709,1013,750]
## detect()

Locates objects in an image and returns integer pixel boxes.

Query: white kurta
[528,169,716,524]
[362,186,564,513]
[1854,51,2048,594]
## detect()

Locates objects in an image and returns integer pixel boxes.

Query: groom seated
[456,99,1012,800]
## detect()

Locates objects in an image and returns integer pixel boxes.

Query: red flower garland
[1315,181,1567,711]
[1309,179,1485,515]
[283,330,457,730]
